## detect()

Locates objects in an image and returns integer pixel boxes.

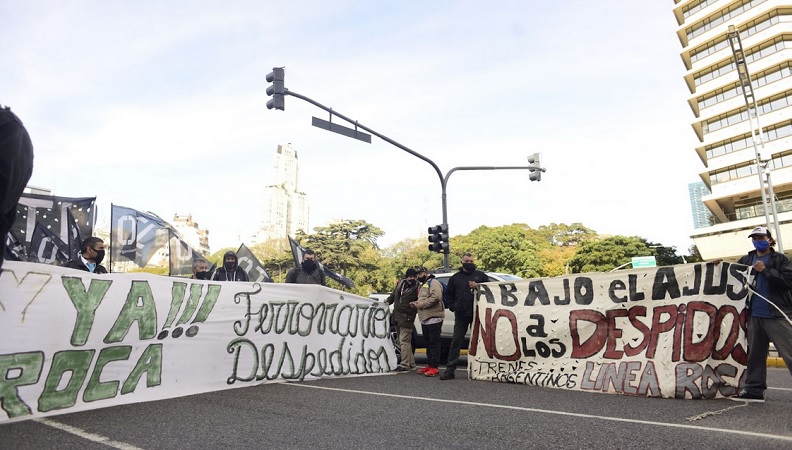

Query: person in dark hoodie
[0,105,34,272]
[212,251,248,282]
[285,249,326,285]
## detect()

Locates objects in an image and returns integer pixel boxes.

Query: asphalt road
[1,358,791,450]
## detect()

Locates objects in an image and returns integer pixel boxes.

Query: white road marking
[768,387,792,391]
[34,418,144,450]
[288,384,792,443]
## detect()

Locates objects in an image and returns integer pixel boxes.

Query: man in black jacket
[212,251,249,282]
[730,226,792,402]
[64,237,108,274]
[440,252,489,380]
[285,249,326,285]
[0,105,34,272]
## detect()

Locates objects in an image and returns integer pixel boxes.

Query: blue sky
[3,1,704,254]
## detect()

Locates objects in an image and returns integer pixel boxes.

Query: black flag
[288,236,354,288]
[236,243,273,282]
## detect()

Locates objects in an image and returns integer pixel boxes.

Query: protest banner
[468,263,751,399]
[0,261,395,424]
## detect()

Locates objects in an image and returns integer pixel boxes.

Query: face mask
[93,249,105,265]
[405,279,416,286]
[224,261,236,271]
[302,260,317,272]
[462,263,476,272]
[753,240,770,252]
[417,275,428,283]
[195,271,210,280]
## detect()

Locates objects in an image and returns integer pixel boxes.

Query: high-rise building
[675,0,792,259]
[254,143,309,243]
[688,181,715,228]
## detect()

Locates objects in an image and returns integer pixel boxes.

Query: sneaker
[393,367,409,373]
[424,367,439,377]
[731,389,764,403]
[439,371,455,380]
[417,367,430,374]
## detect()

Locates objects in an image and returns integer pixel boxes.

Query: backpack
[426,278,449,309]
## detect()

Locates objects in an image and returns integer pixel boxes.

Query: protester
[285,249,326,285]
[724,226,792,402]
[0,105,34,272]
[64,237,108,274]
[387,268,420,372]
[440,252,489,380]
[191,258,211,280]
[212,251,249,282]
[410,267,445,377]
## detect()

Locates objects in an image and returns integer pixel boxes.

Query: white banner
[469,263,750,399]
[0,261,396,423]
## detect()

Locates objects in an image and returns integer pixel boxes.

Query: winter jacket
[737,248,792,318]
[386,279,419,327]
[212,267,249,282]
[285,267,326,285]
[444,267,489,319]
[415,277,445,323]
[64,258,108,274]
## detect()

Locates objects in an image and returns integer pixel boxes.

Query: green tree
[451,224,546,277]
[537,222,597,246]
[568,236,653,273]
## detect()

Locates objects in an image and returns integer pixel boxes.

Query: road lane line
[768,387,792,391]
[34,418,144,450]
[288,384,792,443]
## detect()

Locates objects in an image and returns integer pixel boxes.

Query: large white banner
[469,263,750,399]
[0,261,396,424]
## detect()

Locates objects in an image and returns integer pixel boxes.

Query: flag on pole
[28,222,70,265]
[168,230,207,277]
[10,193,95,258]
[236,243,273,282]
[110,205,170,267]
[287,236,355,288]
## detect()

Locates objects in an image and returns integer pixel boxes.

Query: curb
[767,357,787,368]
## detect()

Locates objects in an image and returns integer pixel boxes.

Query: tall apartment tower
[172,214,210,255]
[254,144,309,243]
[688,181,715,228]
[675,0,792,259]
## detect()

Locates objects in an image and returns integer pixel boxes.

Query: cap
[416,266,428,274]
[405,268,417,278]
[748,226,771,238]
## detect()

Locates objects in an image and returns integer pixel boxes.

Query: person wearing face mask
[212,251,249,282]
[386,268,420,372]
[727,226,792,402]
[410,267,445,377]
[190,258,211,280]
[64,237,108,274]
[285,249,326,285]
[440,252,489,380]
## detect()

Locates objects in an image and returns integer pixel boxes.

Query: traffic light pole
[282,89,544,272]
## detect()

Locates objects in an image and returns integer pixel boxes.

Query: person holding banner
[64,237,108,274]
[212,251,249,282]
[387,267,420,372]
[440,252,489,380]
[729,226,792,402]
[0,105,34,272]
[285,249,326,285]
[410,267,445,377]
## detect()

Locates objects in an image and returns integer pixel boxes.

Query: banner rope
[686,402,748,422]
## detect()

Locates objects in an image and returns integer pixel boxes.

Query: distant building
[254,143,309,243]
[675,1,792,259]
[688,182,714,229]
[172,214,210,255]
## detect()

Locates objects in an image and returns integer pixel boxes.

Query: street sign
[312,117,372,143]
[631,256,657,268]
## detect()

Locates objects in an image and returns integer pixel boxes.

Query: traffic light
[266,67,285,111]
[428,224,449,253]
[528,153,542,182]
